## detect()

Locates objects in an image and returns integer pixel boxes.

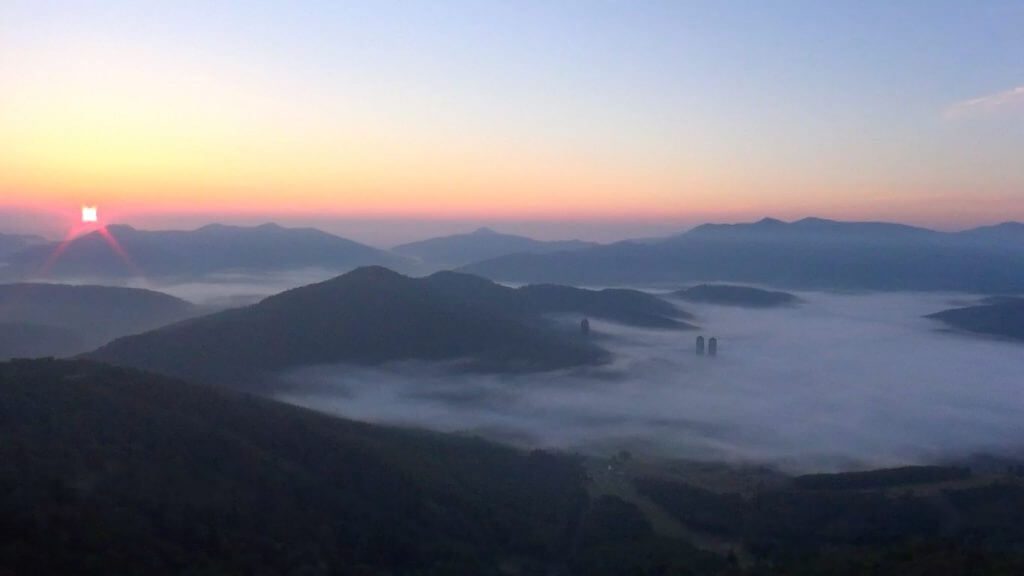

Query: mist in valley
[50,268,346,308]
[277,290,1024,472]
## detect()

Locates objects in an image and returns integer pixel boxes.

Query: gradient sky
[2,1,1023,244]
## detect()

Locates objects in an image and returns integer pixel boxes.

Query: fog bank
[276,291,1024,472]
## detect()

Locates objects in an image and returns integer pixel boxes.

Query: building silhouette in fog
[580,318,590,336]
[695,335,719,357]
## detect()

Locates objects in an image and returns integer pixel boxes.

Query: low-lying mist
[117,269,343,307]
[278,291,1024,472]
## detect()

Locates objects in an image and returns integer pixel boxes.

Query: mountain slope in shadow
[423,270,695,329]
[88,267,609,388]
[0,283,198,358]
[927,297,1024,341]
[0,359,594,574]
[673,284,800,308]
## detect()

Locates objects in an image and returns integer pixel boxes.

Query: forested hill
[3,359,1024,575]
[0,283,198,359]
[88,267,609,388]
[0,359,589,574]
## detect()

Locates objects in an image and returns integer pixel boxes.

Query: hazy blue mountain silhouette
[4,223,408,279]
[424,270,694,329]
[0,232,46,260]
[0,283,197,358]
[682,217,941,243]
[393,226,596,270]
[956,222,1024,244]
[0,323,84,360]
[927,297,1024,341]
[673,284,799,308]
[462,217,1024,292]
[88,267,608,387]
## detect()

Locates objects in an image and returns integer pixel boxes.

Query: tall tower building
[708,337,718,357]
[696,335,705,356]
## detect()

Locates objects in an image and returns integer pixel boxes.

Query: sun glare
[82,205,98,223]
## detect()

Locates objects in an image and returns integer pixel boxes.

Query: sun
[81,205,98,223]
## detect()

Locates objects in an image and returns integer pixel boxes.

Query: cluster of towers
[695,335,718,357]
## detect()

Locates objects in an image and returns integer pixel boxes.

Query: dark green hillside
[89,267,607,387]
[3,359,1022,575]
[635,465,1024,574]
[0,359,580,574]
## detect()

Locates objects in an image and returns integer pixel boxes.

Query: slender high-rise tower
[696,335,705,356]
[708,337,718,357]
[580,318,591,336]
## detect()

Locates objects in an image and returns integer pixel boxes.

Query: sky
[2,1,1023,244]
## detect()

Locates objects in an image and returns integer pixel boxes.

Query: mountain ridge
[3,223,409,280]
[462,217,1024,292]
[393,227,596,270]
[0,283,198,358]
[87,266,612,387]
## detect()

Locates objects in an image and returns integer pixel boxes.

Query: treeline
[637,473,1024,574]
[792,465,972,490]
[0,359,731,575]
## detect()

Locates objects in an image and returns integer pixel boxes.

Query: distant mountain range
[393,227,596,270]
[2,223,408,280]
[462,217,1024,292]
[0,232,45,260]
[88,267,634,387]
[0,283,198,359]
[5,217,1024,291]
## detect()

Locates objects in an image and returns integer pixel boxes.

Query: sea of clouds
[276,290,1024,472]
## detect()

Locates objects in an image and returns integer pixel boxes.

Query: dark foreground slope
[634,464,1024,576]
[927,297,1024,341]
[89,267,607,387]
[0,283,198,358]
[0,359,722,576]
[4,360,1023,575]
[673,284,799,308]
